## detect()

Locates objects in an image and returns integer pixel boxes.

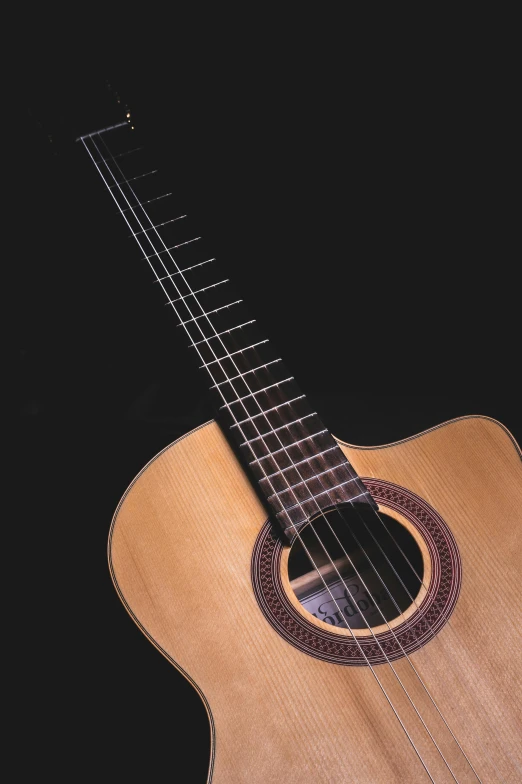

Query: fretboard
[79,121,375,541]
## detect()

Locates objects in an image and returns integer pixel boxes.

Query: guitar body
[109,415,521,783]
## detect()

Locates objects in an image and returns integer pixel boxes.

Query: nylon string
[86,129,480,783]
[82,127,483,783]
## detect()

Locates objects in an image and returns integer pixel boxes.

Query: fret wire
[261,445,339,480]
[98,146,144,163]
[86,133,345,519]
[210,359,282,389]
[166,279,229,305]
[84,132,464,778]
[133,215,186,236]
[109,170,158,187]
[91,132,341,513]
[267,460,354,498]
[178,300,243,327]
[240,412,317,445]
[156,258,215,281]
[248,430,329,465]
[122,193,172,211]
[282,487,369,515]
[85,134,341,518]
[218,377,294,409]
[86,134,345,508]
[189,320,256,346]
[82,135,336,511]
[229,395,306,427]
[88,134,401,724]
[200,340,269,367]
[143,237,200,259]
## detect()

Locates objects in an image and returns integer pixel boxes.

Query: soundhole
[288,504,424,631]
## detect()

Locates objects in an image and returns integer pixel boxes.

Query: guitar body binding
[109,415,522,783]
[252,478,462,666]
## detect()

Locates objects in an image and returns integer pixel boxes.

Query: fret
[133,215,186,235]
[81,122,376,546]
[200,340,269,368]
[235,410,320,453]
[248,430,328,465]
[198,337,273,380]
[171,237,201,250]
[109,170,158,188]
[157,258,216,281]
[267,460,355,499]
[233,399,313,444]
[276,477,365,515]
[131,189,186,227]
[248,432,334,480]
[219,377,294,410]
[104,158,178,209]
[167,280,229,305]
[178,300,243,327]
[241,411,322,456]
[183,308,255,354]
[212,359,294,416]
[138,217,214,280]
[231,396,310,444]
[270,471,361,512]
[190,321,256,346]
[171,288,242,341]
[230,395,306,428]
[143,237,201,260]
[110,183,171,213]
[122,193,172,211]
[93,139,152,192]
[258,446,355,499]
[225,386,305,429]
[239,409,313,442]
[97,147,144,164]
[283,487,369,516]
[263,445,339,480]
[97,144,149,180]
[210,359,282,389]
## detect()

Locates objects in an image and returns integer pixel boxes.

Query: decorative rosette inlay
[252,479,462,665]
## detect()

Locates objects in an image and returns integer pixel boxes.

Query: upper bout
[337,414,520,489]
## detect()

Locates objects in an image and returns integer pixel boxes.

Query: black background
[16,26,519,783]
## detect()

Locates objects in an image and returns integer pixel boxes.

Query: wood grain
[109,415,522,783]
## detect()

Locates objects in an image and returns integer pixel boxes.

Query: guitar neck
[79,121,374,540]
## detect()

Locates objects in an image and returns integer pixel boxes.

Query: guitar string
[105,128,500,783]
[214,323,501,778]
[336,488,509,782]
[85,127,465,782]
[84,131,439,784]
[349,501,510,784]
[157,133,501,781]
[202,301,484,777]
[90,128,483,783]
[317,503,482,782]
[184,327,494,779]
[96,128,499,783]
[158,141,509,776]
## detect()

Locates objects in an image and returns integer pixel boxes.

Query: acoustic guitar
[73,96,520,783]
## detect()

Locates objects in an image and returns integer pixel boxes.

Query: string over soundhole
[251,478,462,665]
[288,504,424,631]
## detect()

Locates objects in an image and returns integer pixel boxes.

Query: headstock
[25,75,133,160]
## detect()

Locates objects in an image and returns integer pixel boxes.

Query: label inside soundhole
[288,504,424,631]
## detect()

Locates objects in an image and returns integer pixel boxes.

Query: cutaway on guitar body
[109,415,522,783]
